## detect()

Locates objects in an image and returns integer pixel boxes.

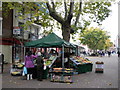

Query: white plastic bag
[44,65,46,70]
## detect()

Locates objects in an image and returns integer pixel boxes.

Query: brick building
[1,2,41,63]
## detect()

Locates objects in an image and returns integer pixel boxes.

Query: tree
[104,39,113,50]
[79,27,111,52]
[2,1,114,42]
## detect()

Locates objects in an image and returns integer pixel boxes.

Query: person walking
[117,51,120,57]
[107,51,111,57]
[24,51,37,80]
[0,52,4,73]
[36,52,44,81]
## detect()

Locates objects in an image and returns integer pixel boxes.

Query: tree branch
[67,0,74,24]
[51,0,55,11]
[46,2,64,24]
[75,0,82,26]
[64,0,68,20]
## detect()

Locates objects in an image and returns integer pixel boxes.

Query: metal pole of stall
[23,46,26,61]
[61,44,65,82]
[62,44,64,69]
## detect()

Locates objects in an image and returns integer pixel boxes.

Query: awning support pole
[62,44,64,69]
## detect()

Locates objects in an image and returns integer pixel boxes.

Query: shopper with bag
[36,52,44,81]
[24,51,37,80]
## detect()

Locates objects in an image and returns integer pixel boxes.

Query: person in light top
[36,52,44,81]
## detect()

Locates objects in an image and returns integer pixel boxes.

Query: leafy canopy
[79,27,112,50]
[2,1,114,41]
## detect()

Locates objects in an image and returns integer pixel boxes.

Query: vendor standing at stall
[36,52,44,81]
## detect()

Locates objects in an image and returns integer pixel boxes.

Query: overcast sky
[101,2,118,43]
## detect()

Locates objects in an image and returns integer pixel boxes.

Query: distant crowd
[81,50,119,57]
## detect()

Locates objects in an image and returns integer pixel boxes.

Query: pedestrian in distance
[0,52,4,73]
[117,51,120,57]
[36,52,44,81]
[107,51,111,57]
[24,51,37,80]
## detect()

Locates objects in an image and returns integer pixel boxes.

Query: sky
[101,2,118,43]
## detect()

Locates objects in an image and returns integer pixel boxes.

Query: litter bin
[95,61,104,73]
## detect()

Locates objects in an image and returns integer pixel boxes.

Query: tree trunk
[62,23,71,42]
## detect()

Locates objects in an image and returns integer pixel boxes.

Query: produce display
[16,63,24,69]
[51,75,73,83]
[10,68,22,76]
[51,75,61,82]
[45,55,57,67]
[45,60,52,66]
[70,56,93,74]
[52,68,73,73]
[11,71,22,76]
[50,68,73,83]
[63,76,72,83]
[10,63,23,76]
[72,56,92,64]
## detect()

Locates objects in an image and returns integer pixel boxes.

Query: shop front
[0,38,24,63]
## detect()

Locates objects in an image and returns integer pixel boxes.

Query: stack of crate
[95,61,104,73]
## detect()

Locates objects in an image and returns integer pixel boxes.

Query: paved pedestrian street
[1,54,118,88]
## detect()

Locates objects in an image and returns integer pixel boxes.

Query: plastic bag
[44,65,46,70]
[22,67,27,76]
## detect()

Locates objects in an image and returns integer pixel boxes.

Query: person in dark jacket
[117,51,120,57]
[107,51,111,57]
[0,52,4,73]
[36,52,44,81]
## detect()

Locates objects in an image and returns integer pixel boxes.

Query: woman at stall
[25,51,37,80]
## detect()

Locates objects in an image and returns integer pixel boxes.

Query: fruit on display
[49,56,56,60]
[45,55,57,66]
[72,56,92,64]
[11,71,20,75]
[52,75,61,81]
[53,68,62,72]
[17,63,24,68]
[45,60,52,66]
[63,76,72,83]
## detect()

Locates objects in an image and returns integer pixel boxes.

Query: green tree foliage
[79,27,111,51]
[2,0,114,42]
[104,39,113,50]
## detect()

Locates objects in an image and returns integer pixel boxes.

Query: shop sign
[13,27,20,35]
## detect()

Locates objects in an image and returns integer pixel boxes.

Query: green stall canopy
[24,33,75,48]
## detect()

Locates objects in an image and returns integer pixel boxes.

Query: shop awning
[0,38,23,45]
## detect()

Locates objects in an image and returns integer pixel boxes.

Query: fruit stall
[10,33,93,83]
[69,56,93,74]
[10,61,24,76]
[24,33,75,82]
